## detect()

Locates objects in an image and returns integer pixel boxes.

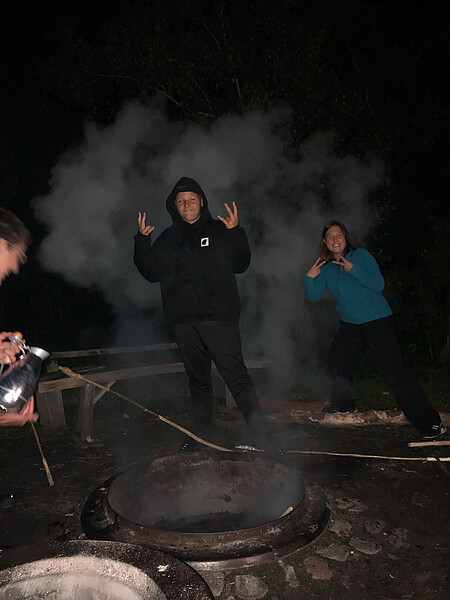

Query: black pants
[329,316,440,431]
[172,321,267,438]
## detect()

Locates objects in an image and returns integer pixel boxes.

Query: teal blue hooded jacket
[303,248,393,324]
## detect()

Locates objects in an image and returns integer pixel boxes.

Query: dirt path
[0,398,449,599]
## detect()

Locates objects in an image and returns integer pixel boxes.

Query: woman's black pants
[172,320,267,439]
[329,316,440,431]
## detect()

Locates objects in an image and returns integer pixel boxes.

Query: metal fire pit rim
[103,484,329,570]
[82,470,329,569]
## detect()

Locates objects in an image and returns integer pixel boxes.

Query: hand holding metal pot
[0,331,23,365]
[0,396,38,426]
[0,333,49,418]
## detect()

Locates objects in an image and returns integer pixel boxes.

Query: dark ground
[0,381,449,599]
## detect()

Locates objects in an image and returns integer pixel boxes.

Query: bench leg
[35,390,67,430]
[75,384,99,445]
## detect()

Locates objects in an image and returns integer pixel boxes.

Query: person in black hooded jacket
[134,177,271,451]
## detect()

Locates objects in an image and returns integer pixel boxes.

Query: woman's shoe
[422,423,447,439]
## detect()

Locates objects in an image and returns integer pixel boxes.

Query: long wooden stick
[408,440,450,448]
[30,421,54,486]
[287,449,450,462]
[59,366,450,463]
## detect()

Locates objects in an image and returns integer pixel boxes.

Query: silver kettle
[0,345,49,413]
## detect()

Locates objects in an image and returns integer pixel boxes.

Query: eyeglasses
[7,241,28,265]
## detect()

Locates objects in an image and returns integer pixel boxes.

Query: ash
[0,555,166,600]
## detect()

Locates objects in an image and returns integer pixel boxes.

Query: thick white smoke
[33,97,383,392]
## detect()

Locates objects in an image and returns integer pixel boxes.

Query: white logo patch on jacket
[200,237,209,247]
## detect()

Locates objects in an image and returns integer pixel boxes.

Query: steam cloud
[33,98,383,393]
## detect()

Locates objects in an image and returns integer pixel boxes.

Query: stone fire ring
[81,452,329,570]
[0,540,214,599]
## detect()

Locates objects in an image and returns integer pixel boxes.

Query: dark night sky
[1,4,112,343]
[4,1,449,203]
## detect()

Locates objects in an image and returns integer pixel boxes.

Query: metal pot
[0,346,49,413]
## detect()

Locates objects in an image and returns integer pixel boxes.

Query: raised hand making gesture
[138,212,155,236]
[217,202,239,229]
[306,258,326,278]
[332,254,354,272]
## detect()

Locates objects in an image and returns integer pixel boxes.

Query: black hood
[166,177,210,222]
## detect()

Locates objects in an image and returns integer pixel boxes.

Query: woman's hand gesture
[306,258,326,278]
[138,212,155,236]
[333,255,354,272]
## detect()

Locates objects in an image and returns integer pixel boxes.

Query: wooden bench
[36,344,271,444]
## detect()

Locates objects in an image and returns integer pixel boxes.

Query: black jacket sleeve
[222,226,251,274]
[133,232,161,283]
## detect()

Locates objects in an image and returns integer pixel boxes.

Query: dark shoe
[422,423,447,439]
[322,404,356,414]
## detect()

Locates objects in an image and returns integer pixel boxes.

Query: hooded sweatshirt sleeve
[222,225,251,273]
[133,232,161,282]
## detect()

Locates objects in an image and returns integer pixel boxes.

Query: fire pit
[82,451,329,569]
[0,540,213,599]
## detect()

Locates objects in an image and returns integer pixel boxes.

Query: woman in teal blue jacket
[303,220,446,439]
